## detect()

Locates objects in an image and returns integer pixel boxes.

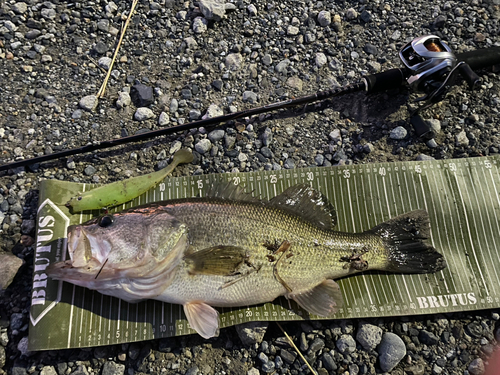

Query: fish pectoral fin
[185,246,248,276]
[183,302,219,339]
[288,279,343,317]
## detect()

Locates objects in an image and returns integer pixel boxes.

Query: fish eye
[98,215,114,228]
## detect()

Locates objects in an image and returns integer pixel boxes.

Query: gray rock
[41,55,53,63]
[314,154,324,166]
[308,337,325,354]
[185,366,199,375]
[258,352,275,373]
[356,323,382,351]
[131,84,154,107]
[426,139,438,148]
[170,99,179,113]
[391,30,401,40]
[0,346,5,369]
[101,361,125,375]
[12,2,28,14]
[158,112,170,126]
[235,321,269,346]
[315,53,328,67]
[468,358,485,375]
[287,25,299,36]
[17,336,30,357]
[456,130,469,147]
[427,118,442,134]
[243,91,258,103]
[79,95,98,111]
[193,17,208,34]
[346,8,358,20]
[261,128,273,146]
[318,11,331,26]
[0,253,23,290]
[433,364,443,374]
[11,313,24,330]
[116,92,131,109]
[198,0,226,21]
[189,109,201,120]
[364,43,378,55]
[134,108,154,121]
[195,139,212,154]
[329,129,341,142]
[280,349,297,365]
[84,165,96,176]
[416,154,435,161]
[225,53,244,71]
[275,59,291,74]
[262,54,272,66]
[4,20,18,32]
[360,10,373,22]
[183,37,198,50]
[284,158,295,169]
[98,57,112,70]
[97,19,110,32]
[247,4,257,16]
[41,8,56,20]
[389,126,407,140]
[40,366,57,375]
[364,143,374,153]
[208,129,225,142]
[336,334,356,354]
[202,104,224,119]
[367,61,381,72]
[321,352,337,371]
[378,332,406,372]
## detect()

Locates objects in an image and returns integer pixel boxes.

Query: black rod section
[0,82,364,172]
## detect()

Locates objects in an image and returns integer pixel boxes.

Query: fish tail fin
[369,210,446,273]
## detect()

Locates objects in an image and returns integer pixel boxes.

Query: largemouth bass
[47,183,446,338]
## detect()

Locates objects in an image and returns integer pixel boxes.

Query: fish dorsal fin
[204,182,260,203]
[268,185,337,230]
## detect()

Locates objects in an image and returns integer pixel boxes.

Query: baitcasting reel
[398,35,481,139]
[400,35,457,92]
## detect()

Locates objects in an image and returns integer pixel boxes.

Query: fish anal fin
[269,184,337,230]
[183,302,219,339]
[185,246,248,276]
[288,279,343,317]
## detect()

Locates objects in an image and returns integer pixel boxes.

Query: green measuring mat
[29,155,500,350]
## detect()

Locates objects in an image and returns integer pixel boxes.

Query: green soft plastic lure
[66,149,194,212]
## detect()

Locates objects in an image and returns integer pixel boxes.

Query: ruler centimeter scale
[29,155,500,350]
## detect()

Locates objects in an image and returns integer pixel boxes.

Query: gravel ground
[1,0,500,374]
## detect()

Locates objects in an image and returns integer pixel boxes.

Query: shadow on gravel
[33,89,410,171]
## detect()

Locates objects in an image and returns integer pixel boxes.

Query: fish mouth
[46,225,102,281]
[67,225,93,268]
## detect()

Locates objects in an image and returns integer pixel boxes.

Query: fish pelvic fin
[183,302,220,339]
[287,279,343,317]
[369,210,446,273]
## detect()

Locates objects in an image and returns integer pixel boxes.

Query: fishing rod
[1,35,500,172]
